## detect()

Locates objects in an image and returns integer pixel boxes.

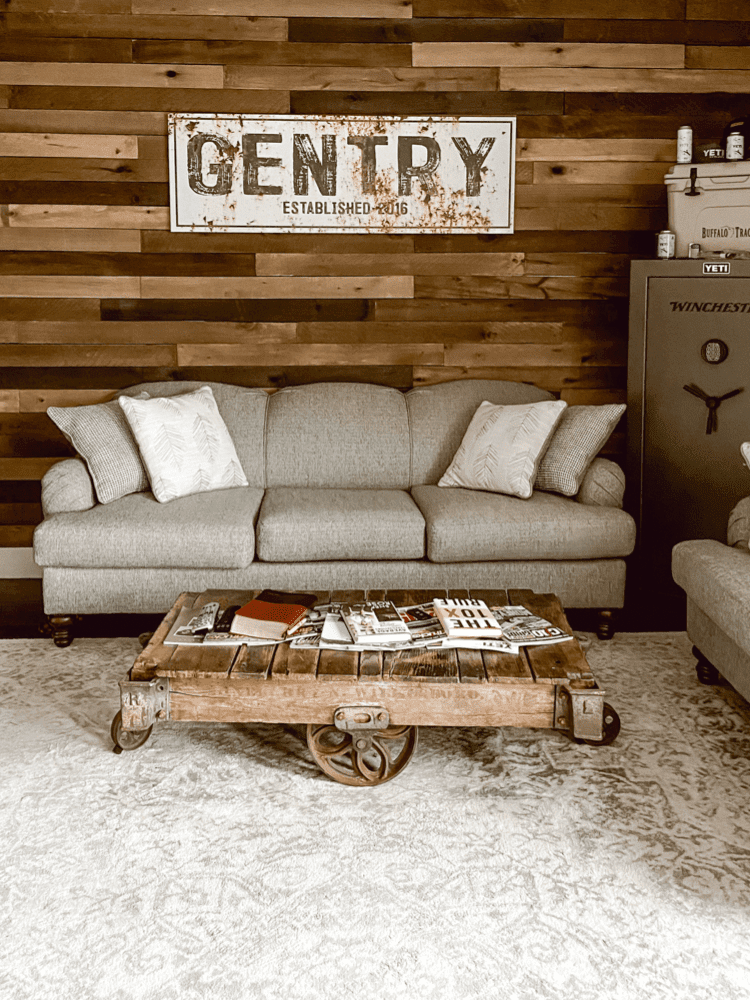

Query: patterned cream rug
[1,633,750,1001]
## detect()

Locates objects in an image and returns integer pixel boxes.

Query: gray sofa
[34,378,637,646]
[672,497,750,703]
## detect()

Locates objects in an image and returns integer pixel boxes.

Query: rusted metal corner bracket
[554,683,605,743]
[119,677,170,732]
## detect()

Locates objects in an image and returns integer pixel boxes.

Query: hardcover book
[230,598,310,640]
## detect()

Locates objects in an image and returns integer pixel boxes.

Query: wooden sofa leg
[49,614,74,648]
[596,609,615,640]
[692,646,722,686]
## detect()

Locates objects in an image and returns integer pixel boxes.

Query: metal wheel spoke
[306,723,418,787]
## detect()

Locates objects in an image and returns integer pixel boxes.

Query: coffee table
[112,588,620,786]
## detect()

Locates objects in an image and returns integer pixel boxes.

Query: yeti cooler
[665,162,750,258]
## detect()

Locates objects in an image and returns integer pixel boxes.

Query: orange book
[230,598,309,640]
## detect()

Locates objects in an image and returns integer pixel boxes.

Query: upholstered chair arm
[727,496,750,551]
[575,458,626,509]
[41,458,96,515]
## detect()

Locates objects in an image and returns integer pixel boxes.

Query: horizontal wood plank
[2,14,288,40]
[414,41,683,67]
[225,65,497,90]
[0,276,139,298]
[0,61,223,89]
[443,340,625,367]
[503,67,750,92]
[0,458,61,480]
[517,138,675,161]
[686,0,746,17]
[0,229,141,252]
[0,36,132,63]
[134,39,411,66]
[0,132,138,159]
[414,275,627,300]
[176,342,442,366]
[0,158,166,184]
[132,0,413,16]
[4,321,296,344]
[413,0,684,15]
[18,389,119,410]
[0,526,35,547]
[532,161,669,184]
[8,86,290,114]
[142,231,414,254]
[295,321,564,343]
[6,204,169,228]
[255,253,525,277]
[140,276,415,299]
[412,365,624,390]
[515,205,664,230]
[685,46,750,70]
[0,345,176,366]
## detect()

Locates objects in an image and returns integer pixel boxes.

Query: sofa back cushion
[118,381,268,489]
[406,379,555,486]
[265,383,411,489]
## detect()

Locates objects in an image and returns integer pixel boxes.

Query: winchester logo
[670,300,748,312]
[702,226,750,238]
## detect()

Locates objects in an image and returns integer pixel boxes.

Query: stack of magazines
[165,592,573,654]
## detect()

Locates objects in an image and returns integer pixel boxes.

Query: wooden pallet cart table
[112,589,620,786]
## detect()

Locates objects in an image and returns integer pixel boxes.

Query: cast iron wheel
[110,710,153,754]
[580,702,621,747]
[306,723,418,786]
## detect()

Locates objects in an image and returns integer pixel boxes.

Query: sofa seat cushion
[33,486,263,569]
[411,485,636,562]
[256,488,426,562]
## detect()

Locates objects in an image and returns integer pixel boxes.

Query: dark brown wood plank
[3,14,288,40]
[143,232,413,254]
[457,649,487,684]
[9,86,290,114]
[468,589,535,684]
[0,181,168,205]
[290,91,564,117]
[288,18,564,43]
[0,252,256,277]
[413,0,685,15]
[563,18,750,44]
[0,37,132,62]
[358,650,383,679]
[388,645,459,682]
[134,39,411,66]
[231,642,277,680]
[100,298,370,323]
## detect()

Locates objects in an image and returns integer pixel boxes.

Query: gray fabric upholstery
[256,488,425,561]
[727,496,750,550]
[41,459,95,515]
[673,538,750,661]
[575,458,626,508]
[406,379,554,486]
[34,487,263,569]
[411,485,636,562]
[265,383,411,489]
[41,559,627,615]
[119,381,268,489]
[686,598,750,704]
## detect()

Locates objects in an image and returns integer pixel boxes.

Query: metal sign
[168,114,515,234]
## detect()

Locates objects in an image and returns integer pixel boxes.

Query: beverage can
[677,125,693,163]
[689,242,701,259]
[657,230,675,259]
[727,131,745,160]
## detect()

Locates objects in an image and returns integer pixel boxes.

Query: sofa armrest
[575,458,625,509]
[728,496,750,550]
[41,458,96,515]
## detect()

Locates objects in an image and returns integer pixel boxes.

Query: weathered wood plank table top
[113,588,620,786]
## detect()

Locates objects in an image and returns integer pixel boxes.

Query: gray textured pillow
[47,394,150,505]
[41,458,96,515]
[536,404,626,497]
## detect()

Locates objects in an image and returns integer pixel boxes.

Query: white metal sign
[168,114,515,234]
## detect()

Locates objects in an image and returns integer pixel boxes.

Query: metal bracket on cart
[554,682,621,746]
[111,676,170,754]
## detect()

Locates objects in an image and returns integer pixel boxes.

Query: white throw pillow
[438,399,567,499]
[118,386,248,503]
[741,442,750,470]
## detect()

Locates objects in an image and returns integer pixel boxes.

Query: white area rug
[1,633,750,1001]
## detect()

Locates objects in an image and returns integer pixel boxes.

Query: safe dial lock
[701,339,729,364]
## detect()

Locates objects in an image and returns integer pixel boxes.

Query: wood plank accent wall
[1,0,747,551]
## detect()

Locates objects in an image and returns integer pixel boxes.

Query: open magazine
[490,605,573,646]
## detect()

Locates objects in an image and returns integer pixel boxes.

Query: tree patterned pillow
[438,399,567,499]
[118,386,248,503]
